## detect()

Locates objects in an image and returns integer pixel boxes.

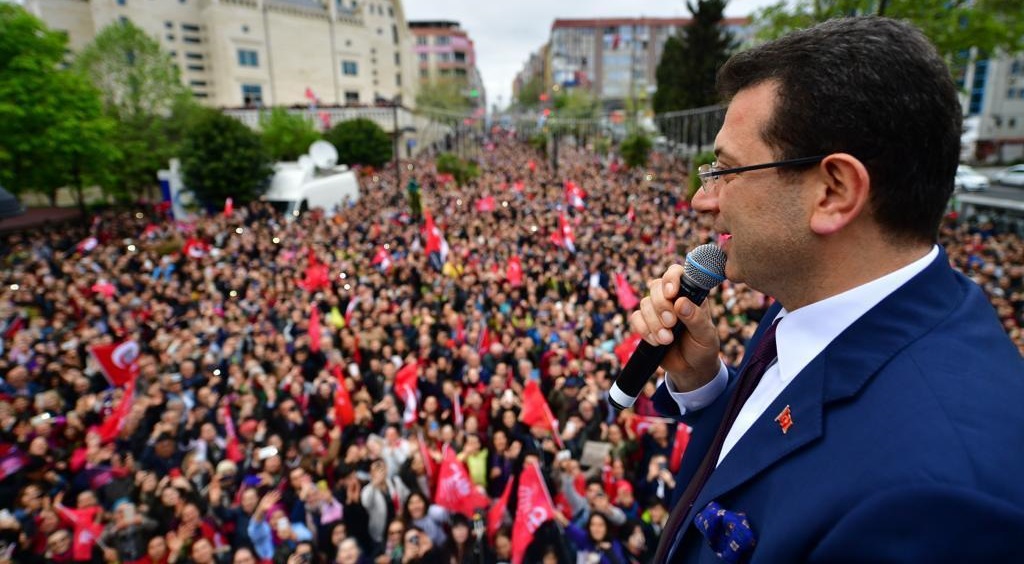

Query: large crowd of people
[1,136,1021,564]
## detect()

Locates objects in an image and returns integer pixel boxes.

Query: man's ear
[808,153,871,236]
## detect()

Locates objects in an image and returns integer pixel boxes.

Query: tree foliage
[415,78,472,112]
[260,108,321,162]
[620,133,653,169]
[753,0,1024,68]
[515,76,545,109]
[74,20,195,201]
[180,109,271,205]
[324,118,393,168]
[653,0,735,113]
[74,21,188,121]
[435,153,480,186]
[0,4,118,207]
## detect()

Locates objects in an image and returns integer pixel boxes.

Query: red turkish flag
[300,251,331,292]
[512,460,558,564]
[629,414,676,437]
[423,208,449,263]
[308,302,322,353]
[669,423,692,473]
[332,365,355,428]
[97,377,137,443]
[434,446,490,518]
[89,341,140,387]
[614,272,640,311]
[223,197,234,217]
[550,212,575,253]
[475,195,496,212]
[505,255,523,287]
[395,360,419,427]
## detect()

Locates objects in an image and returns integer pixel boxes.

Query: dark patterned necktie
[653,318,781,563]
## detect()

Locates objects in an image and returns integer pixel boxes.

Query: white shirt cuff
[665,359,729,416]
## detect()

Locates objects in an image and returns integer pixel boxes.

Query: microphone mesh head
[684,244,727,290]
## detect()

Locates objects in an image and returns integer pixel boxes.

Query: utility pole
[393,96,401,191]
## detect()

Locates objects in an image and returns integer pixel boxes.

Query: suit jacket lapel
[684,247,962,526]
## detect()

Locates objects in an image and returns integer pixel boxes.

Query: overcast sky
[403,0,776,110]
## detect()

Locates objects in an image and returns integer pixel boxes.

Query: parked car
[954,165,990,192]
[992,164,1024,187]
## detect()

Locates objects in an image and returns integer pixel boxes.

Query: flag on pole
[519,380,564,449]
[505,255,523,287]
[565,181,586,209]
[434,445,490,518]
[614,272,640,311]
[223,197,234,218]
[550,212,576,253]
[423,208,450,268]
[76,236,98,254]
[89,340,140,387]
[332,365,355,428]
[97,377,137,443]
[669,423,692,473]
[512,460,559,564]
[372,246,393,272]
[488,478,512,540]
[614,333,643,367]
[395,360,419,427]
[222,404,244,463]
[308,302,322,353]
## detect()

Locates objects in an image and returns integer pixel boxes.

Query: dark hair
[717,17,961,244]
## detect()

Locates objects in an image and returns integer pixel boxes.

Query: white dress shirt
[666,245,939,466]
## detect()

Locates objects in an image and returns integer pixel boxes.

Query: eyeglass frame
[697,155,827,195]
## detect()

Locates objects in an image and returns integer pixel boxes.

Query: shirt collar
[772,245,939,384]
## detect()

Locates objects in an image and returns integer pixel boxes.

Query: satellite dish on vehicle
[309,140,339,169]
[297,155,315,172]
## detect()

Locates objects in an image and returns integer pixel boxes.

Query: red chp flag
[475,195,497,213]
[512,460,559,564]
[519,380,563,448]
[505,255,523,287]
[223,197,234,218]
[488,478,513,541]
[332,365,355,428]
[670,423,692,473]
[89,340,140,387]
[395,360,420,427]
[434,446,490,518]
[614,272,640,311]
[183,237,209,259]
[372,246,393,272]
[308,302,322,354]
[98,377,137,443]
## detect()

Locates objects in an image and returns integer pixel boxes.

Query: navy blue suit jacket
[654,247,1024,562]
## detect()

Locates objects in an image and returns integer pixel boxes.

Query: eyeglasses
[697,155,826,196]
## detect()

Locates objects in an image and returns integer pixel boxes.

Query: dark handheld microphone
[609,243,727,411]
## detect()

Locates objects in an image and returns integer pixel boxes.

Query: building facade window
[342,61,358,75]
[183,36,201,44]
[186,52,204,60]
[395,72,401,86]
[416,36,427,46]
[345,90,359,104]
[435,35,449,46]
[238,49,258,67]
[242,84,263,106]
[394,52,400,65]
[181,23,200,32]
[418,53,427,62]
[187,64,204,71]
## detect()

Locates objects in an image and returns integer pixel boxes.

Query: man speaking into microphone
[632,16,1024,563]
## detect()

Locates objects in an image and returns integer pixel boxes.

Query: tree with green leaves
[754,0,1023,69]
[74,20,195,202]
[0,4,118,210]
[324,118,393,169]
[180,108,271,205]
[620,133,653,169]
[653,0,735,113]
[415,78,472,113]
[260,108,321,162]
[515,76,545,110]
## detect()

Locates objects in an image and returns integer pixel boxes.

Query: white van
[263,159,360,217]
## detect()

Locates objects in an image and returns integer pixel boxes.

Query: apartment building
[26,0,420,108]
[525,17,750,109]
[408,20,486,111]
[960,53,1024,163]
